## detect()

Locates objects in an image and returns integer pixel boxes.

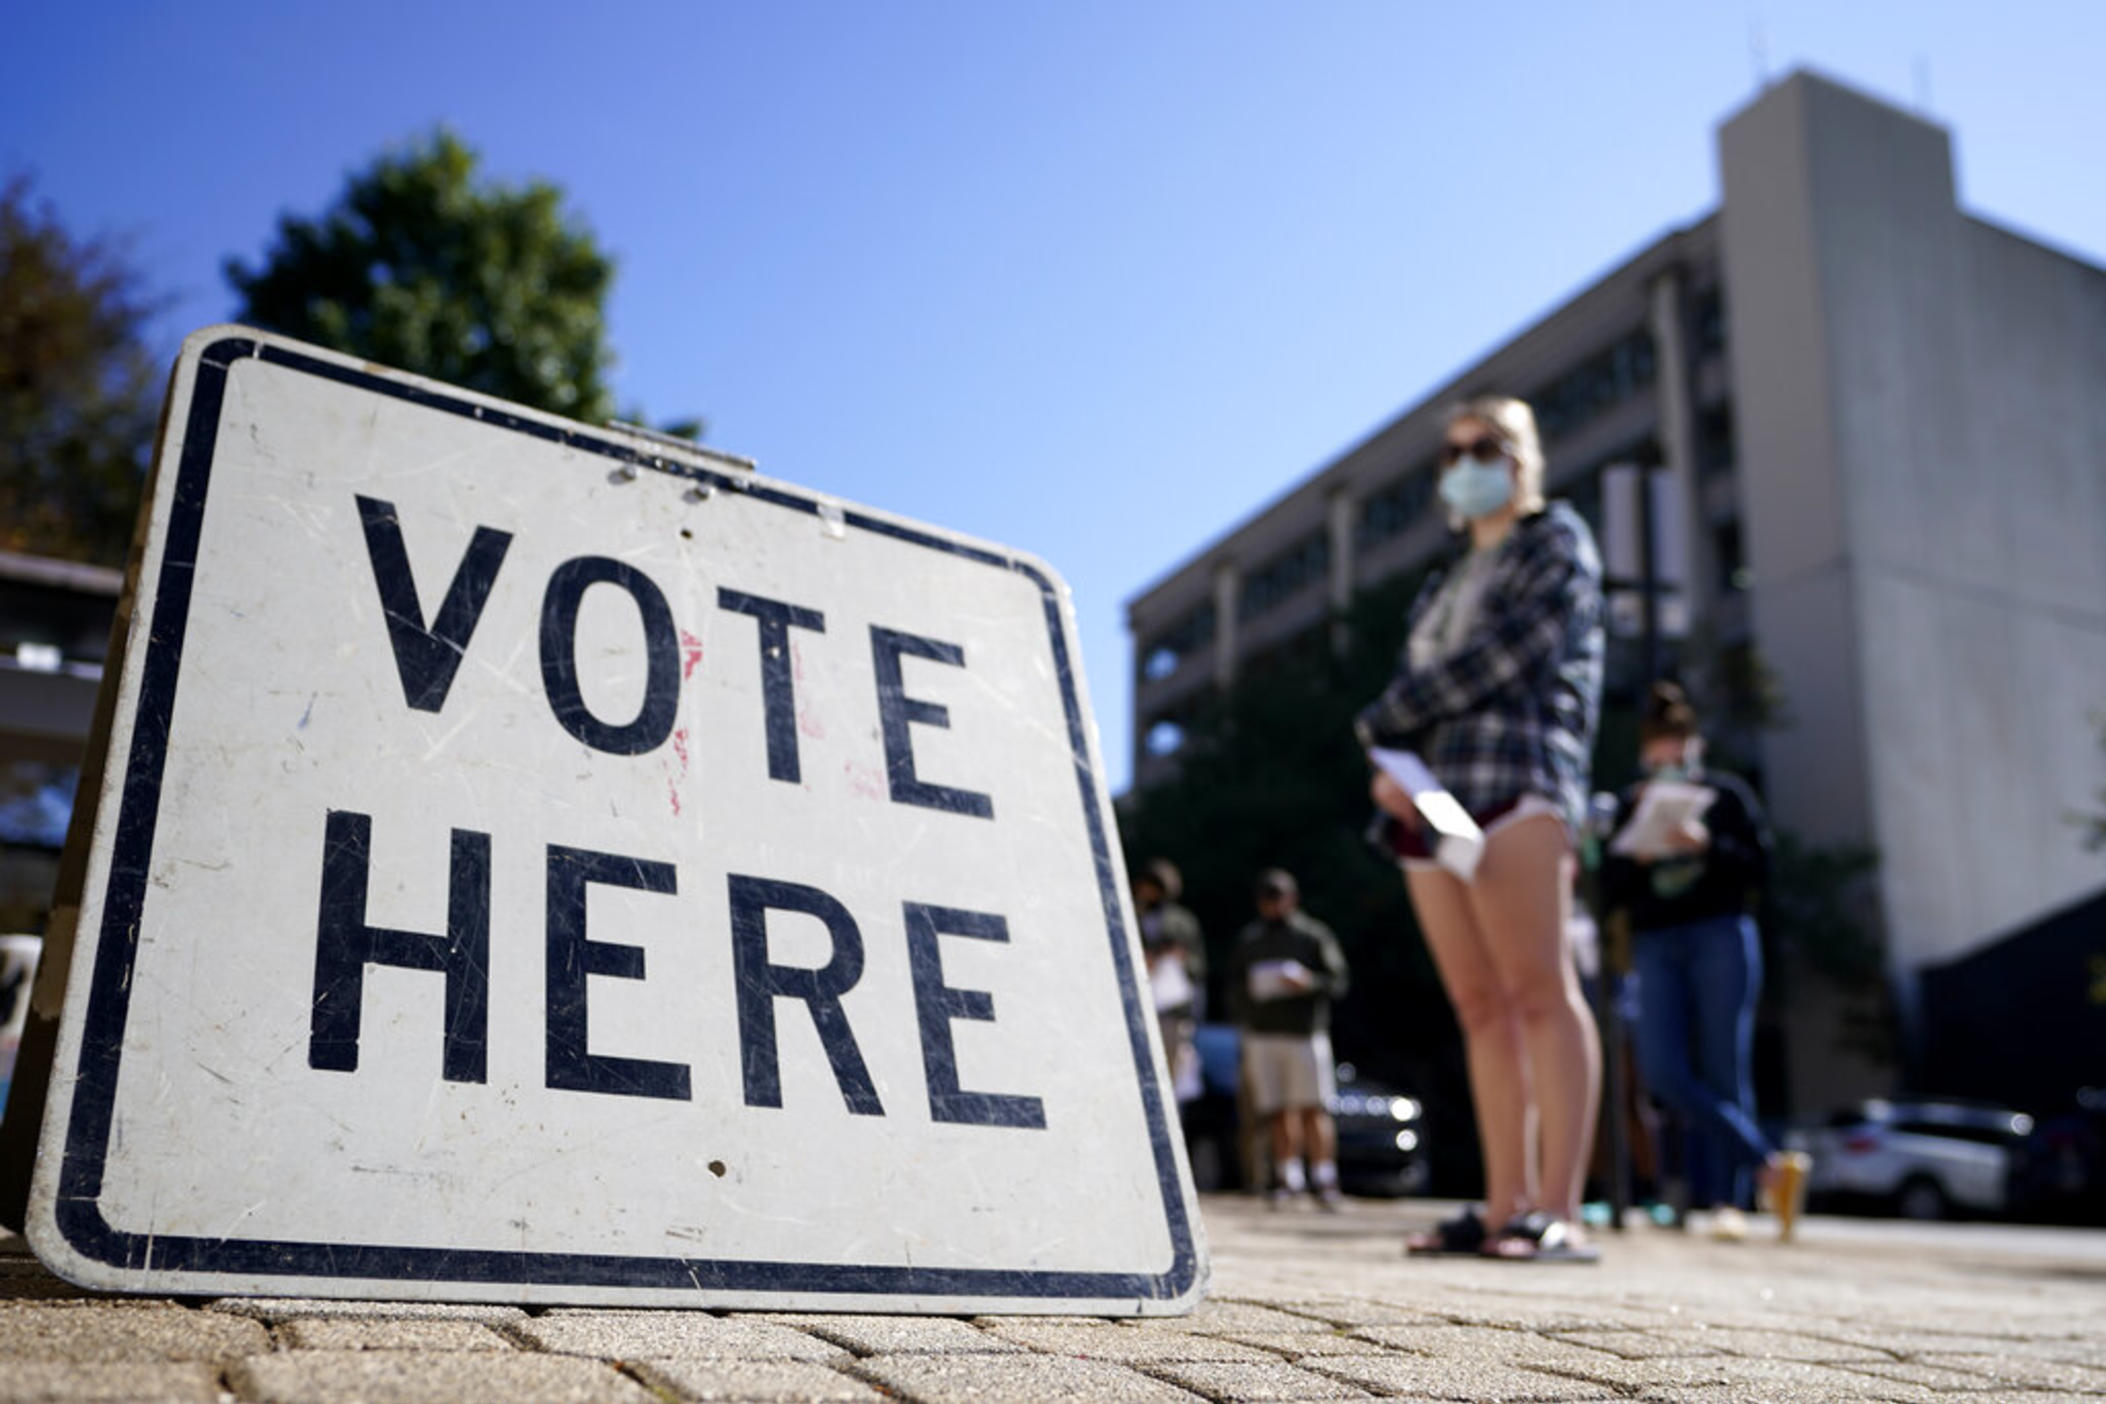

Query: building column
[1648,267,1713,656]
[1211,562,1240,690]
[1326,489,1355,656]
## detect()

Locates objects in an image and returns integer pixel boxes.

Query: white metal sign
[18,327,1204,1312]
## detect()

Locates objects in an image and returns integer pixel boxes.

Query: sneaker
[1708,1206,1749,1242]
[1317,1185,1345,1213]
[1268,1186,1299,1210]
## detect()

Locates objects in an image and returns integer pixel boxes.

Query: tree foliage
[0,176,160,566]
[1118,582,1449,1023]
[1117,567,1497,1186]
[1118,572,1426,974]
[227,132,635,428]
[1762,831,1893,1063]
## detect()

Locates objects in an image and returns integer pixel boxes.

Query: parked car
[1789,1099,2033,1220]
[2007,1088,2106,1225]
[1182,1023,1428,1197]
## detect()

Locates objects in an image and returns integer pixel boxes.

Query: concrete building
[0,550,120,932]
[1125,70,2106,1111]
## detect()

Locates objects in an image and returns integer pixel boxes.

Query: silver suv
[1791,1100,2034,1220]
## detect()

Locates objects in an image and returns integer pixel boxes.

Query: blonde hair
[1445,394,1546,517]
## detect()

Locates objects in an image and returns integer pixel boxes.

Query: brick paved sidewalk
[3,1195,2104,1402]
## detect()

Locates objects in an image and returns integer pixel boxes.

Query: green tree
[0,176,161,566]
[1119,571,1430,987]
[1118,568,1500,1188]
[1763,832,1892,1063]
[228,131,683,432]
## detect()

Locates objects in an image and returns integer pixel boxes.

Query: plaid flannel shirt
[1355,501,1605,837]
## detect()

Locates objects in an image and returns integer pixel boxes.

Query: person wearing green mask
[1601,681,1808,1241]
[1357,394,1606,1262]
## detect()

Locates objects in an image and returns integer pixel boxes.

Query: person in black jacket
[1225,870,1350,1209]
[1601,682,1807,1239]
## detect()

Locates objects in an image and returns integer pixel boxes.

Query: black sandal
[1405,1206,1488,1256]
[1485,1210,1600,1264]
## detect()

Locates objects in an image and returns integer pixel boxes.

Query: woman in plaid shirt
[1357,394,1606,1261]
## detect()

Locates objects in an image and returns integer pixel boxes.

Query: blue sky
[8,2,2103,791]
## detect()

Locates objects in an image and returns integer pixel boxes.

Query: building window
[1564,468,1605,540]
[1238,530,1330,623]
[1242,622,1329,681]
[1558,437,1660,549]
[1715,519,1749,593]
[1531,326,1658,442]
[1696,400,1736,477]
[1356,458,1438,549]
[1691,285,1727,358]
[1140,601,1216,681]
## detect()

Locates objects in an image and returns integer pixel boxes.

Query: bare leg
[1270,1110,1306,1189]
[1303,1106,1336,1166]
[1470,818,1599,1222]
[1406,867,1530,1224]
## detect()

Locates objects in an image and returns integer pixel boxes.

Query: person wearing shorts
[1358,393,1607,1262]
[1226,869,1350,1209]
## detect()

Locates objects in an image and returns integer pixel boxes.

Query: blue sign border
[51,335,1200,1302]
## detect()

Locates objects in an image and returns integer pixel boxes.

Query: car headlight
[1394,1129,1419,1152]
[1389,1097,1420,1122]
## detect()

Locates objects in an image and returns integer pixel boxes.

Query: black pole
[1583,831,1630,1233]
[1639,462,1661,690]
[1597,460,1665,1234]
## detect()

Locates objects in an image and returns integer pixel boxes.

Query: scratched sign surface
[25,327,1204,1312]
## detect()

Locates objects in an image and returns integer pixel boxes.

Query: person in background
[1600,681,1809,1241]
[1133,858,1206,1106]
[1358,393,1606,1262]
[1226,869,1350,1209]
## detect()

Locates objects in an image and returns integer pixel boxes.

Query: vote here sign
[18,327,1205,1312]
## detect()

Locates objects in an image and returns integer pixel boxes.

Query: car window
[1893,1120,2019,1146]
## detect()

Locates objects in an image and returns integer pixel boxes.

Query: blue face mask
[1437,454,1515,521]
[1646,741,1704,783]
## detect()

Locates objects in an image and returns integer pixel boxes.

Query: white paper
[1370,747,1442,797]
[1169,1040,1203,1103]
[1248,959,1313,1002]
[1149,951,1196,1012]
[1610,781,1717,859]
[1368,747,1485,881]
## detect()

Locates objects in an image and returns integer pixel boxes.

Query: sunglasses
[1439,434,1510,468]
